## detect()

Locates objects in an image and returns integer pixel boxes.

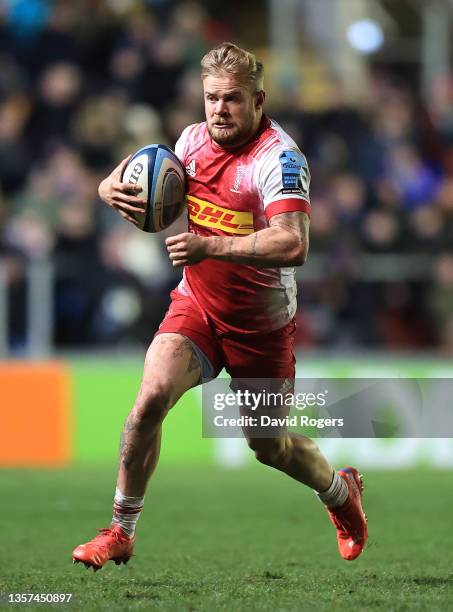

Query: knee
[132,384,173,426]
[247,437,287,468]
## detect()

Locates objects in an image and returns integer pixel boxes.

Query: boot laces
[91,528,121,547]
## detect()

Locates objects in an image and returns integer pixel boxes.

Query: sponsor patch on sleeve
[279,150,310,197]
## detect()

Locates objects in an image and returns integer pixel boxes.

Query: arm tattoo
[228,237,234,259]
[251,233,258,257]
[269,211,309,241]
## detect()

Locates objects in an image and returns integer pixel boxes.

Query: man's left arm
[165,211,310,268]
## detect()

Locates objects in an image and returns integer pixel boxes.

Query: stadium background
[0,1,453,609]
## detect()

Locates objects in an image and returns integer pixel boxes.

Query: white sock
[111,488,144,537]
[316,472,348,508]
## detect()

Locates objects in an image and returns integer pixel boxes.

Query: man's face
[203,73,264,149]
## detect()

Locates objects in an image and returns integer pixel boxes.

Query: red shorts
[155,288,296,379]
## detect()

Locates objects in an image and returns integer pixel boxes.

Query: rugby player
[72,43,367,570]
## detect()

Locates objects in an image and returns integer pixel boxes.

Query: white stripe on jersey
[253,135,280,160]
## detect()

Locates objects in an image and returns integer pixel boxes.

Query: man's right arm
[98,156,146,226]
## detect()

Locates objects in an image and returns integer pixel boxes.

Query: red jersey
[174,115,311,334]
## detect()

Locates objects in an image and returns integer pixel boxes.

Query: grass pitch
[1,466,452,611]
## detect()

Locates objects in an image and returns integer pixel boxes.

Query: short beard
[208,121,255,148]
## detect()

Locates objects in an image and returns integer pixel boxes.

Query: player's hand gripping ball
[99,145,186,232]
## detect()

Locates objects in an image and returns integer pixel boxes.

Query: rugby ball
[122,144,186,232]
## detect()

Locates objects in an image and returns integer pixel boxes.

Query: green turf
[1,466,452,611]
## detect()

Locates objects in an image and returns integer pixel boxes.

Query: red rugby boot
[327,467,368,561]
[72,526,135,571]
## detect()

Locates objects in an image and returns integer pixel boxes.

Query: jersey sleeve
[258,146,311,221]
[174,123,197,166]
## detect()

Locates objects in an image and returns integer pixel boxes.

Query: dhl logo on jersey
[186,195,254,235]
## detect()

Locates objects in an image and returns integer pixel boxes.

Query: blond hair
[201,42,264,91]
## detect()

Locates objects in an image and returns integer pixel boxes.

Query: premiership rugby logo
[186,195,254,235]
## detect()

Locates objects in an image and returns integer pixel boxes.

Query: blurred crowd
[0,0,452,354]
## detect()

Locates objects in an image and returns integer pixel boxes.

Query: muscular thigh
[139,333,201,407]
